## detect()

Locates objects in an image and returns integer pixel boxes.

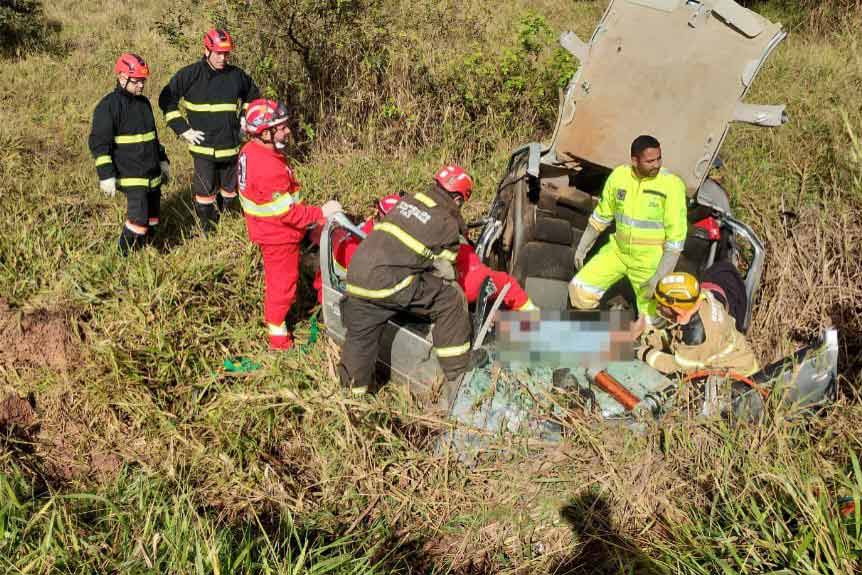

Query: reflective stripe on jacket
[590,165,688,256]
[88,86,167,183]
[158,58,260,160]
[346,185,464,299]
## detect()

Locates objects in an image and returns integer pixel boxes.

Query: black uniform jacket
[346,185,466,300]
[89,85,167,186]
[158,58,260,160]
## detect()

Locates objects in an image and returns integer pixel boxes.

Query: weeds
[1,0,861,573]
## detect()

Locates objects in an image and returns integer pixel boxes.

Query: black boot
[194,202,220,235]
[118,226,145,256]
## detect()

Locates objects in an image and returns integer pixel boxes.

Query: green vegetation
[1,0,861,573]
[0,0,58,57]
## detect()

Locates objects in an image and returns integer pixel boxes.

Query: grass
[1,0,862,573]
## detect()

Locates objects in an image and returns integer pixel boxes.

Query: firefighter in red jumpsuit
[238,99,342,350]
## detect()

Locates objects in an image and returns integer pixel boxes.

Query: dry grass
[1,1,861,573]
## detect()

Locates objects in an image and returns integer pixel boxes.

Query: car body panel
[551,0,786,194]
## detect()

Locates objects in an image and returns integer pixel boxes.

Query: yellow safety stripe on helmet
[180,98,239,113]
[346,275,415,299]
[188,144,241,158]
[114,131,156,144]
[434,341,470,358]
[267,322,289,336]
[375,222,453,262]
[239,191,302,218]
[414,192,437,208]
[95,155,112,167]
[118,175,162,188]
[165,110,183,122]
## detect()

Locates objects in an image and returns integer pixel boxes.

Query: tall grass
[0,0,861,573]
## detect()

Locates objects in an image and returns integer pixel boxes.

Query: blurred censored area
[495,310,636,368]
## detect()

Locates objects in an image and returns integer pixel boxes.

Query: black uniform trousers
[339,273,472,390]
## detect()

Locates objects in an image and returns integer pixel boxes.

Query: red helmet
[203,29,233,53]
[434,165,473,201]
[114,53,150,79]
[244,98,289,135]
[376,194,401,218]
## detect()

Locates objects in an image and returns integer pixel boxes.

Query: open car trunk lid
[551,0,786,195]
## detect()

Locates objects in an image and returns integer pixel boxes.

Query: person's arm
[240,70,261,111]
[158,69,191,136]
[662,175,688,254]
[575,169,617,268]
[455,244,490,303]
[88,98,116,181]
[590,168,618,233]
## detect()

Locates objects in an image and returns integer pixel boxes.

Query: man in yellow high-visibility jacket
[569,135,688,324]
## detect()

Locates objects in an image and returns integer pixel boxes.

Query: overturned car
[319,0,837,453]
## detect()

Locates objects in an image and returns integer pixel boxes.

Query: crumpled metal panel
[551,0,785,195]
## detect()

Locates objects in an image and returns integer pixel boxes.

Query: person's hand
[432,259,456,281]
[99,178,116,198]
[240,115,248,134]
[159,161,170,185]
[321,200,343,219]
[180,128,205,146]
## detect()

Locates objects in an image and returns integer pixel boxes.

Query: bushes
[0,0,58,57]
[181,0,577,155]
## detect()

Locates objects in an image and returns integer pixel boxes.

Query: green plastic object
[223,357,262,373]
[297,316,319,353]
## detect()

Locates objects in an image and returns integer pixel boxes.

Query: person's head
[203,29,233,70]
[244,99,290,147]
[654,272,703,325]
[433,164,473,208]
[630,134,662,178]
[375,194,401,221]
[114,53,149,96]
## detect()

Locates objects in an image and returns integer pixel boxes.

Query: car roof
[548,0,786,195]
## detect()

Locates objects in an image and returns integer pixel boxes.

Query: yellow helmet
[655,272,701,311]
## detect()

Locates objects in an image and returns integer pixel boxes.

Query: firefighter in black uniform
[339,165,475,394]
[158,28,260,232]
[89,53,170,254]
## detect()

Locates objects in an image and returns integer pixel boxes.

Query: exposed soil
[0,299,75,371]
[0,393,38,436]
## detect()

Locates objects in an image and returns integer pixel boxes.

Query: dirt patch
[0,393,38,436]
[0,299,75,371]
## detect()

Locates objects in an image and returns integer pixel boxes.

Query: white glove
[240,115,248,134]
[321,200,343,219]
[160,161,170,185]
[180,129,205,146]
[574,225,600,270]
[99,178,116,198]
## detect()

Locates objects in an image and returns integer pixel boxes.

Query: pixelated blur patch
[495,310,636,369]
